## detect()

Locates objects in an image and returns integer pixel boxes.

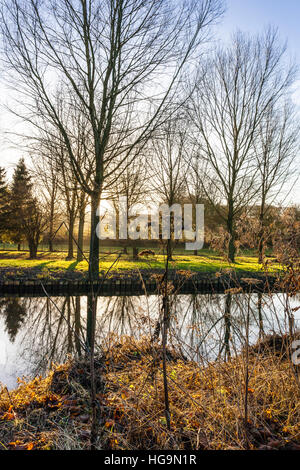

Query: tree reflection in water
[0,298,28,342]
[0,292,299,388]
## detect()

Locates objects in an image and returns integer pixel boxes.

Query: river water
[0,292,299,389]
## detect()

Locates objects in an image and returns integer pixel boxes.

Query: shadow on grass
[0,251,29,260]
[67,261,79,271]
[35,261,53,270]
[0,251,68,262]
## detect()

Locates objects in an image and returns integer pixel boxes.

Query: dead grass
[0,336,299,451]
[102,336,300,450]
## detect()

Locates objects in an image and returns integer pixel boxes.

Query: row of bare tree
[0,0,299,269]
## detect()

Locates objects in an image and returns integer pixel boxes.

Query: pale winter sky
[0,0,299,203]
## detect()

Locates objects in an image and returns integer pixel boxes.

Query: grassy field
[0,249,281,275]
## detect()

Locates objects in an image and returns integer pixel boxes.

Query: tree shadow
[67,261,79,271]
[0,251,28,260]
[35,261,53,270]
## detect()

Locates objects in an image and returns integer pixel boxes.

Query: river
[0,292,299,389]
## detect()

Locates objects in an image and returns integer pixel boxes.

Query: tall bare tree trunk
[67,212,75,260]
[77,199,86,262]
[227,201,236,263]
[48,196,55,252]
[88,194,100,280]
[28,240,38,259]
[258,198,266,264]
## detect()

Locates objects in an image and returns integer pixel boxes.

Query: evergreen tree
[11,158,33,205]
[0,167,8,239]
[0,298,27,342]
[9,158,45,257]
[9,158,33,249]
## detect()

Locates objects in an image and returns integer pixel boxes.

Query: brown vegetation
[1,336,299,451]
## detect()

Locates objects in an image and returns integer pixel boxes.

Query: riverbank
[0,336,299,450]
[0,267,280,296]
[0,250,282,295]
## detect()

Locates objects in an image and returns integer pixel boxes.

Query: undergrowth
[0,336,299,451]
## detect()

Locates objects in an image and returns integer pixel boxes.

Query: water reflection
[0,298,28,342]
[0,292,299,389]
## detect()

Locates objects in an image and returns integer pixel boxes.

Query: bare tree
[76,190,89,262]
[0,0,224,278]
[150,118,189,260]
[22,197,47,258]
[254,102,299,263]
[31,153,61,252]
[187,28,296,262]
[108,154,148,257]
[31,97,94,259]
[58,150,80,260]
[184,148,221,255]
[32,133,80,259]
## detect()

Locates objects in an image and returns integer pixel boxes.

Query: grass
[0,336,299,450]
[0,249,282,276]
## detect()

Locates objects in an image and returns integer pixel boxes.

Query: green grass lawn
[0,249,282,275]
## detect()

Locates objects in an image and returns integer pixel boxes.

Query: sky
[221,0,300,56]
[0,0,299,202]
[218,0,300,204]
[219,0,300,104]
